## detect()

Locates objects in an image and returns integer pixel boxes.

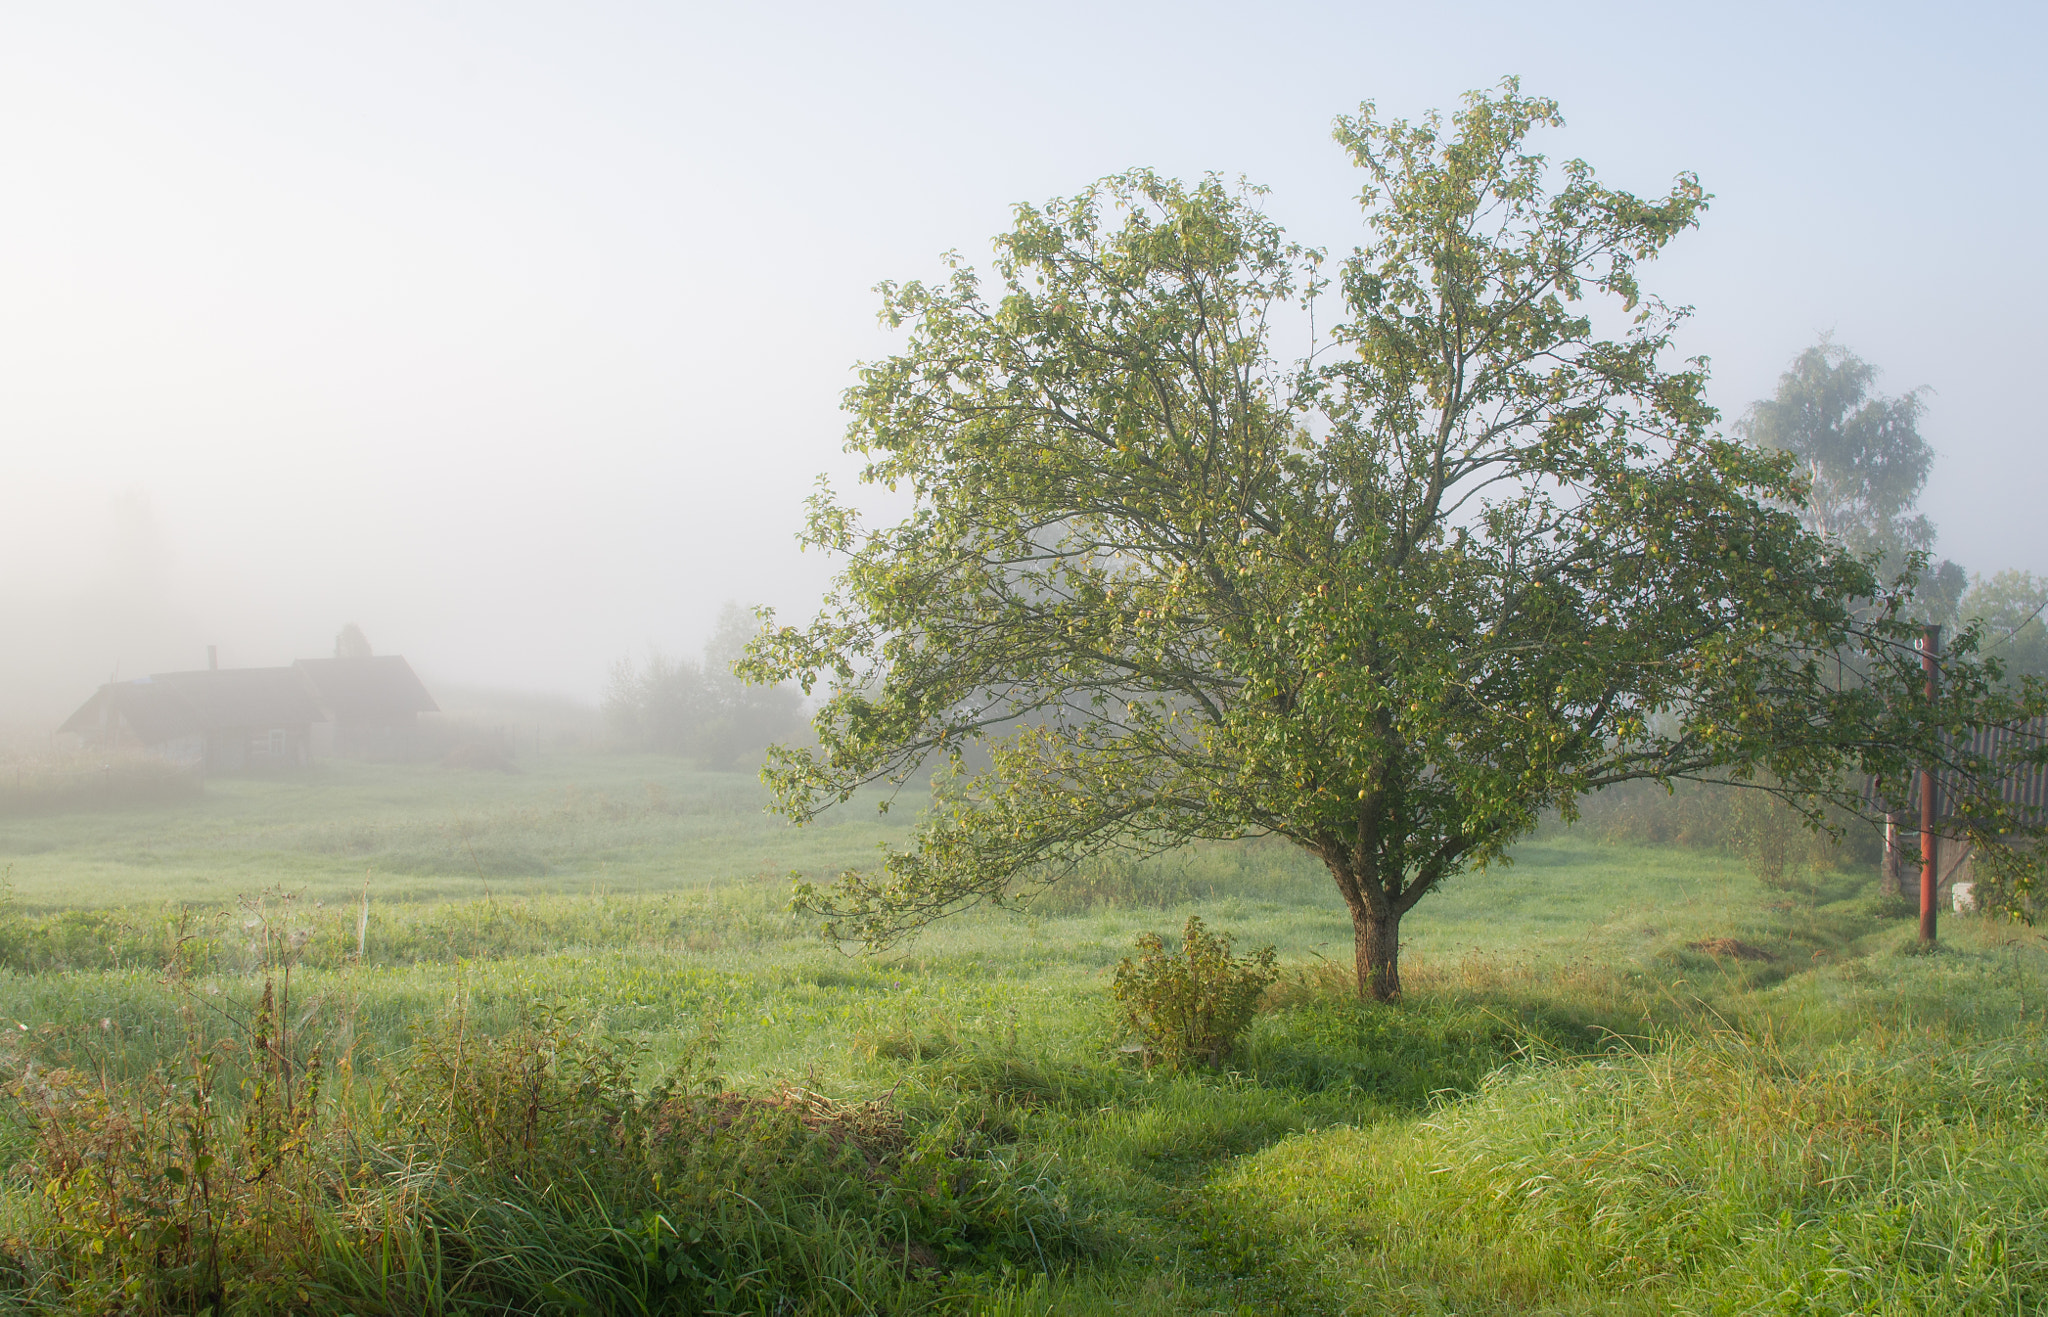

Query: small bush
[1111,916,1277,1069]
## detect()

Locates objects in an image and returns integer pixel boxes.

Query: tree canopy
[1962,571,2048,686]
[1738,339,1964,619]
[744,83,2047,998]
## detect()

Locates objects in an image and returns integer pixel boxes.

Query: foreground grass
[1206,931,2048,1315]
[0,761,2038,1311]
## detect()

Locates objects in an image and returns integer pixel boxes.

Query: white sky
[2,1,2041,717]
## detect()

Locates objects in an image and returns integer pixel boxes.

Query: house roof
[161,667,325,728]
[1954,717,2048,815]
[57,680,205,742]
[294,656,439,719]
[58,667,323,742]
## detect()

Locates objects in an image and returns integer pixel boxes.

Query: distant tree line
[1744,337,2047,685]
[604,603,804,768]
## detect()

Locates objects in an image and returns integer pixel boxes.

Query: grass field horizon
[0,754,2038,1313]
[0,752,910,910]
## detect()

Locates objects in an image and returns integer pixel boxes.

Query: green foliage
[1739,336,1962,616]
[1962,569,2048,684]
[1111,917,1277,1069]
[6,1045,324,1312]
[3,905,329,1313]
[747,81,2048,999]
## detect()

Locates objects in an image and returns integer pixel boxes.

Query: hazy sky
[2,1,2041,717]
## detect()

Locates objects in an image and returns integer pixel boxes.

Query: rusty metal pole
[1919,625,1941,945]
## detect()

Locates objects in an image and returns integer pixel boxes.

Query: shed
[1882,716,2048,907]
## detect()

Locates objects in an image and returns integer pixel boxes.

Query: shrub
[1111,916,1277,1069]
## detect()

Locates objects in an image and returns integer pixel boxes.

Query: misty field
[0,758,2042,1313]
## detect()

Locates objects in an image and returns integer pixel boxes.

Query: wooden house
[58,667,323,771]
[295,655,439,760]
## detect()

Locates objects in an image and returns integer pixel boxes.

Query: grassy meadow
[0,752,2041,1313]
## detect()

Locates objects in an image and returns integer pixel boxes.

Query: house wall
[207,732,244,773]
[330,713,421,761]
[1881,825,1975,905]
[202,725,310,773]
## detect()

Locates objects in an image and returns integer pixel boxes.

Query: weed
[1111,916,1277,1070]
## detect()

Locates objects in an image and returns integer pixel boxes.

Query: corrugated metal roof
[1950,715,2048,815]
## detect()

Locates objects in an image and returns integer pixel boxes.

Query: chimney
[207,645,218,671]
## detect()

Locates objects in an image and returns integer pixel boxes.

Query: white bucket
[1952,882,1977,914]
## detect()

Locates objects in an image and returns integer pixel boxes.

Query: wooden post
[1919,625,1940,945]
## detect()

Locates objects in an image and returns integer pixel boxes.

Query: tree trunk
[1353,906,1401,1002]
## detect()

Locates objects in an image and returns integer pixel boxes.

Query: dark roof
[294,656,438,719]
[1952,717,2048,815]
[58,667,322,741]
[161,667,324,727]
[58,680,206,742]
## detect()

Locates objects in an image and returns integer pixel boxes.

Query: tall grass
[0,749,202,818]
[0,975,1084,1314]
[1203,937,2048,1314]
[1562,775,1885,874]
[0,883,813,977]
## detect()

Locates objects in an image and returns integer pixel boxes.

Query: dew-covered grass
[0,756,2037,1312]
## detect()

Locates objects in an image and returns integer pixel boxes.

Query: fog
[3,1,2041,726]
